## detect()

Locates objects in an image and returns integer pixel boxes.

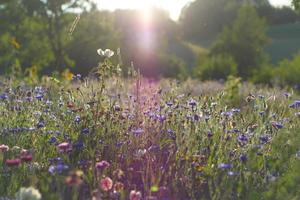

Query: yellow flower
[62,69,74,81]
[11,37,21,49]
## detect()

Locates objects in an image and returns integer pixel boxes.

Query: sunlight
[95,0,190,20]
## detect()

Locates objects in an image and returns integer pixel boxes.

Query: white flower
[97,48,114,58]
[16,187,41,200]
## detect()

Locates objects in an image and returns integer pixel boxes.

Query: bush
[195,54,237,80]
[274,53,300,87]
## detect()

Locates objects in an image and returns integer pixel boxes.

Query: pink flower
[130,190,142,200]
[0,144,9,152]
[100,177,113,191]
[57,142,72,153]
[5,158,21,167]
[95,160,110,170]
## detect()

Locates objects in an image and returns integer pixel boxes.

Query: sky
[95,0,292,20]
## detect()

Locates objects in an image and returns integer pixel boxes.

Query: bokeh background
[0,0,300,86]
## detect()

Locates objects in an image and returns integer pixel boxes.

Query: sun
[95,0,191,20]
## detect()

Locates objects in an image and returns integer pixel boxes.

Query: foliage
[211,5,268,79]
[194,54,237,80]
[273,53,300,87]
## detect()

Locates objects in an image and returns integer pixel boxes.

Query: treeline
[0,0,300,86]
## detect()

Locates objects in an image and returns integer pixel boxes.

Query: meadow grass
[0,76,299,200]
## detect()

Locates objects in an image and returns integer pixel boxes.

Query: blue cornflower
[228,171,238,176]
[73,140,84,150]
[0,93,8,100]
[259,135,270,144]
[188,99,197,107]
[238,134,248,143]
[36,121,45,129]
[240,154,247,162]
[132,127,144,136]
[81,128,90,135]
[72,74,82,81]
[231,108,241,113]
[272,122,283,129]
[167,129,176,140]
[218,163,232,169]
[221,111,233,117]
[74,116,81,124]
[48,137,57,144]
[289,100,300,108]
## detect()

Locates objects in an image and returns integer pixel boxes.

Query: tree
[210,5,268,79]
[179,0,240,42]
[20,0,92,72]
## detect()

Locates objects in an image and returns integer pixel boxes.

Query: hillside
[266,22,300,63]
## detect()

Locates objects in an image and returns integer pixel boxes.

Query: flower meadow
[0,56,300,200]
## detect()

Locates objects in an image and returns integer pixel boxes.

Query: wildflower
[20,151,33,162]
[289,100,300,108]
[36,121,45,129]
[97,48,115,58]
[95,160,110,170]
[81,128,90,135]
[188,99,197,107]
[48,137,57,144]
[130,190,142,200]
[218,163,232,169]
[74,116,81,124]
[48,163,69,174]
[0,144,9,152]
[237,134,248,143]
[16,187,41,200]
[272,122,283,129]
[207,130,213,138]
[57,142,72,153]
[239,154,247,162]
[72,74,82,81]
[100,177,113,191]
[132,127,144,136]
[228,171,238,176]
[6,158,22,167]
[113,182,124,192]
[221,111,233,118]
[231,108,241,113]
[0,93,8,100]
[65,170,84,186]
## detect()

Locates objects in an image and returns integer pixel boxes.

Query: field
[0,73,300,200]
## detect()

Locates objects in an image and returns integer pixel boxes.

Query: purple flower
[81,128,90,135]
[73,140,84,150]
[48,137,57,144]
[188,99,197,107]
[231,108,241,113]
[72,74,82,81]
[228,171,238,176]
[238,134,248,143]
[221,111,233,118]
[74,116,81,124]
[36,121,45,129]
[0,93,8,100]
[132,128,144,136]
[218,163,232,169]
[289,100,300,108]
[239,154,247,162]
[96,160,110,170]
[272,122,283,129]
[207,130,213,138]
